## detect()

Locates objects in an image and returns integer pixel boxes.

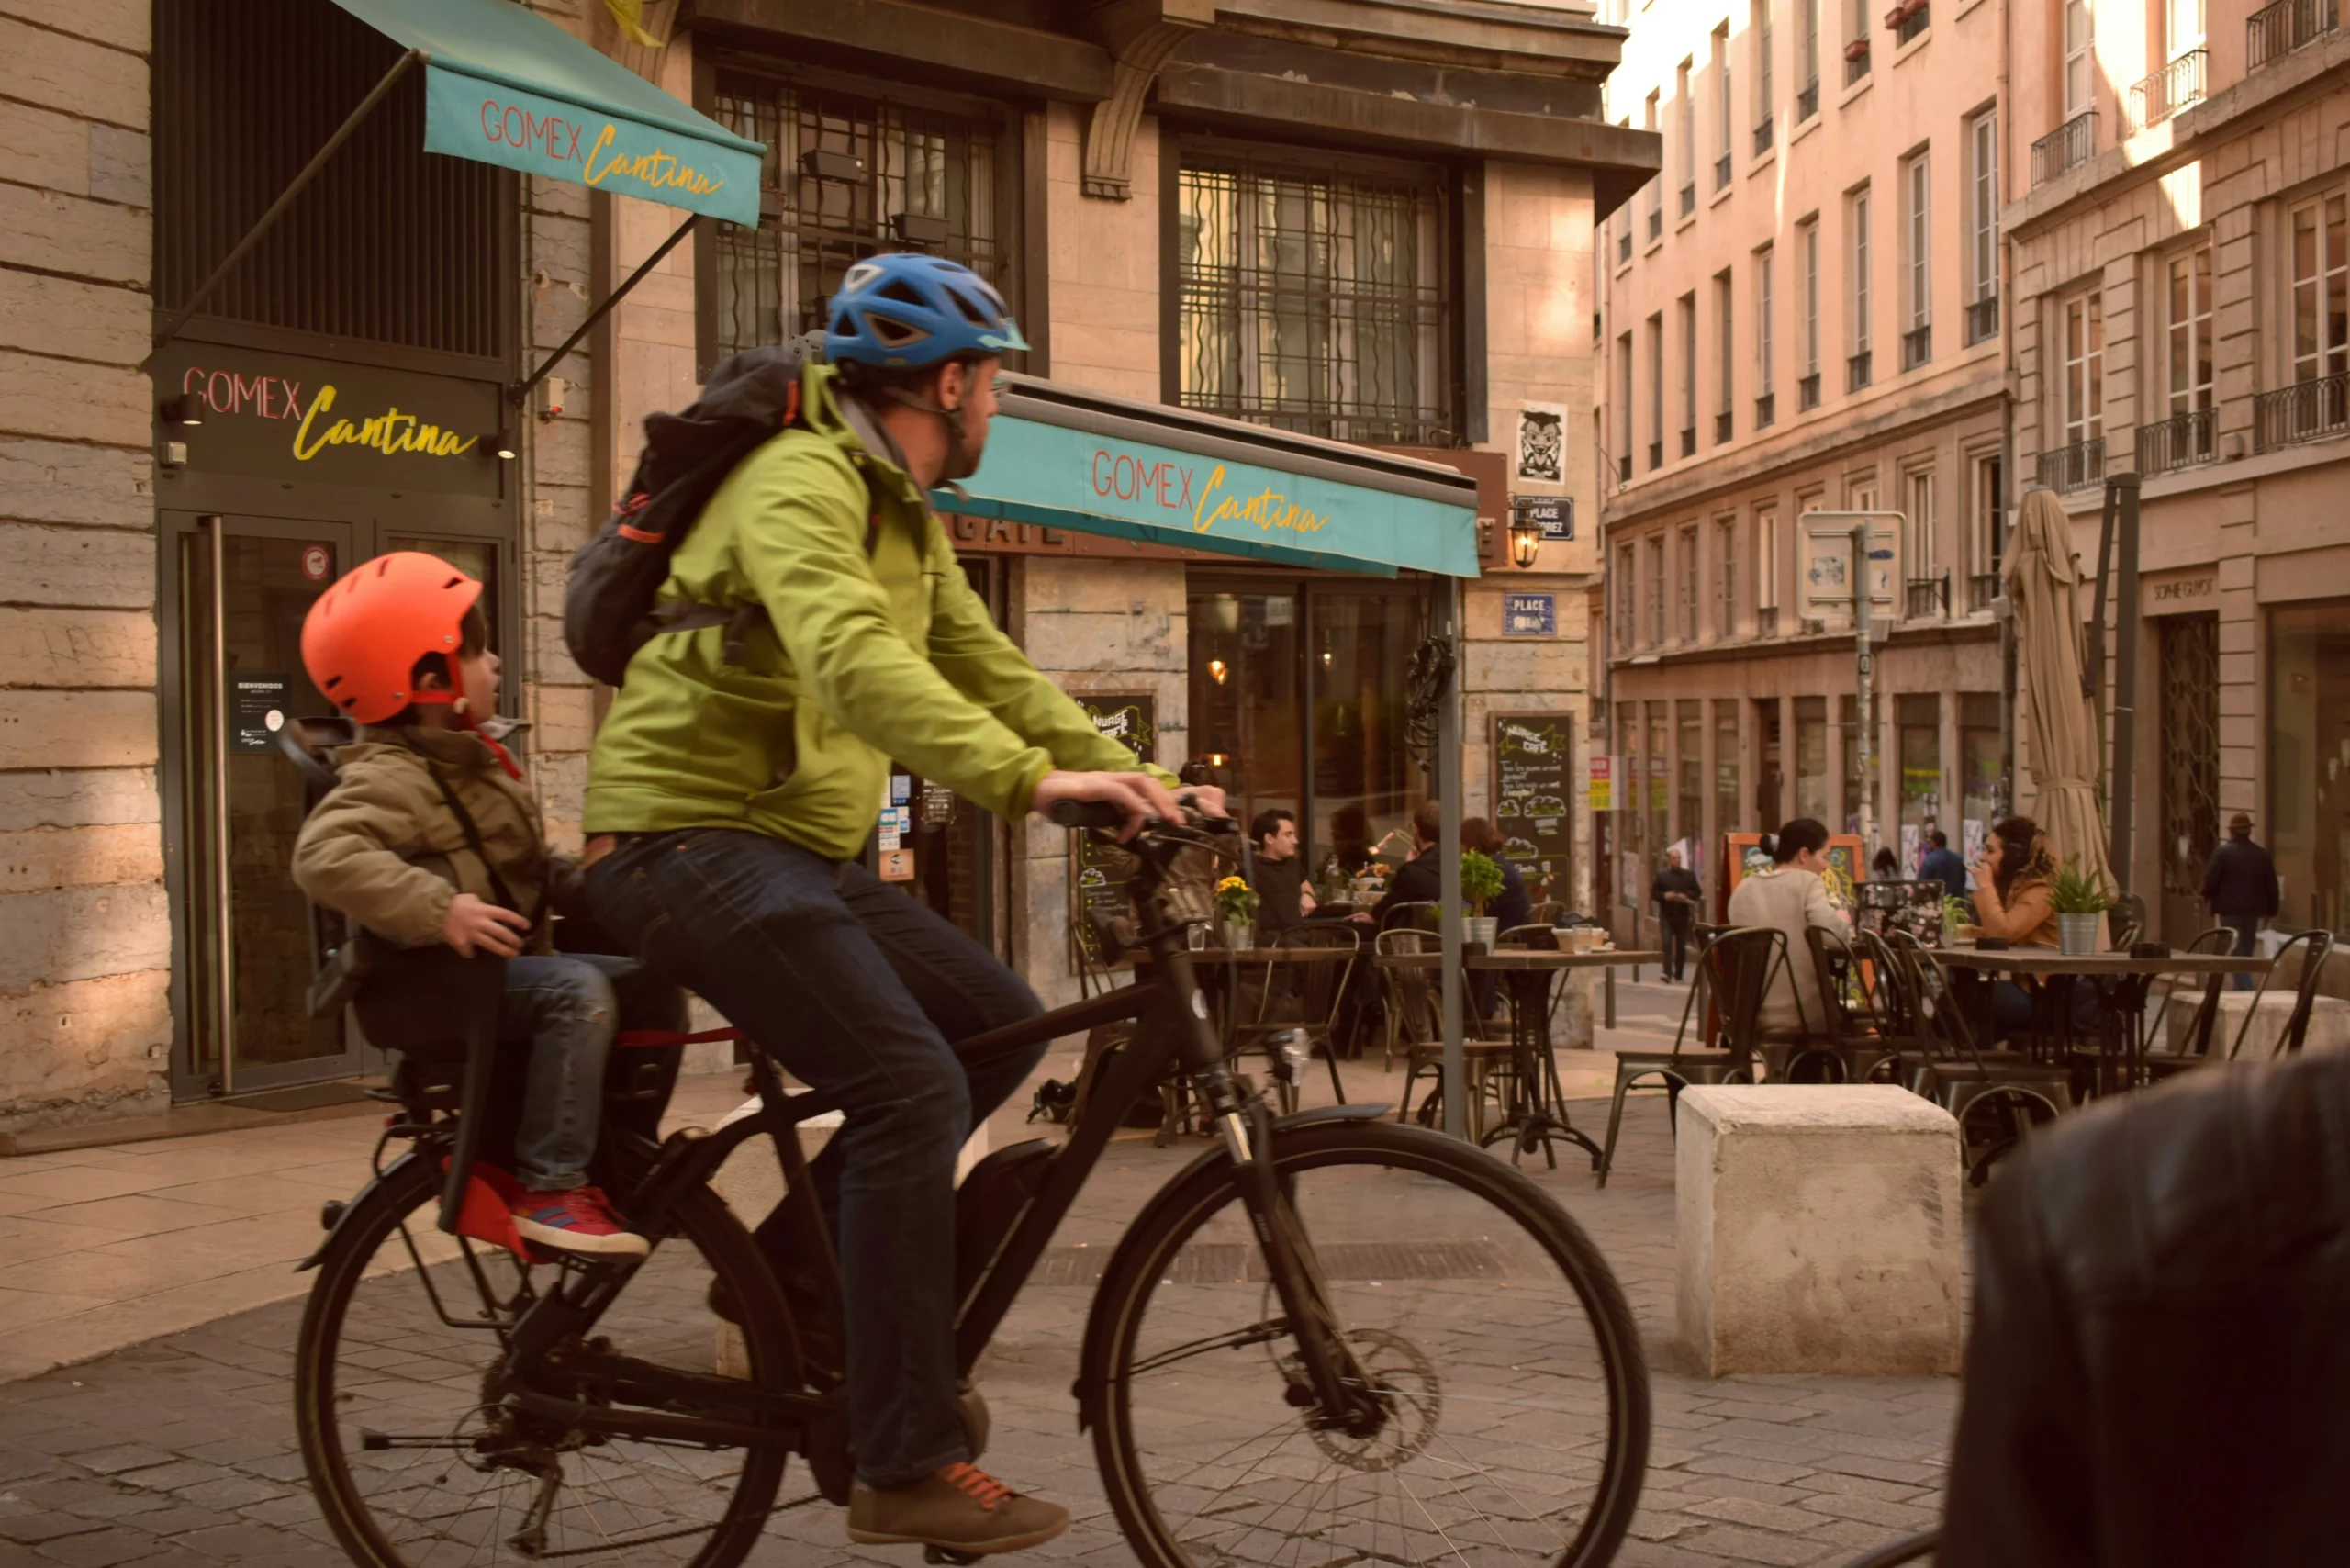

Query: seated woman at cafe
[1460,817,1532,935]
[1971,815,2094,1039]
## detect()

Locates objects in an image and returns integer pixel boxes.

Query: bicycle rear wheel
[294,1154,796,1568]
[1087,1119,1649,1568]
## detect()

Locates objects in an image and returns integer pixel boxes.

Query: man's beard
[940,423,985,481]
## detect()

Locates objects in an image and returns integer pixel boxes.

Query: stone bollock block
[1677,1084,1964,1377]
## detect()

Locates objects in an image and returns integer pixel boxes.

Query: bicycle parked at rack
[290,785,1650,1568]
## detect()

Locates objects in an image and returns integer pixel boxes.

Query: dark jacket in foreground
[2201,835,2280,918]
[1942,1047,2350,1566]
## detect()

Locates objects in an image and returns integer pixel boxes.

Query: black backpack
[563,342,811,687]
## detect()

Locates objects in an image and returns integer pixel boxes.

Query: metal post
[512,215,697,403]
[206,517,235,1096]
[2109,472,2142,892]
[1852,521,1877,858]
[1438,582,1466,1140]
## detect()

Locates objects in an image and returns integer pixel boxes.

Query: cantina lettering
[477,97,727,201]
[182,368,481,463]
[1191,465,1330,538]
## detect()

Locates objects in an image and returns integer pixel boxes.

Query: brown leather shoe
[846,1462,1070,1554]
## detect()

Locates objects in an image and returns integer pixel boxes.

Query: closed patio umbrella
[2004,487,2116,914]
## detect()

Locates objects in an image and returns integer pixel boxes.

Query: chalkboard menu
[1069,694,1158,969]
[1491,711,1574,898]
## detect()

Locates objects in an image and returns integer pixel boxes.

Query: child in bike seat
[291,551,647,1260]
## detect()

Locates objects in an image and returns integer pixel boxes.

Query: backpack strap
[426,766,538,926]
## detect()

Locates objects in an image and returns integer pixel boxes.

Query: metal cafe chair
[1230,924,1358,1109]
[1595,925,1779,1189]
[2223,928,2339,1061]
[1798,924,1905,1085]
[1377,926,1514,1139]
[2141,925,2237,1078]
[1880,931,2075,1182]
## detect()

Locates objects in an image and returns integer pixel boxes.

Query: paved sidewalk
[0,974,1954,1567]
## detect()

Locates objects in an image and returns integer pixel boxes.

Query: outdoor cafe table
[1378,949,1662,1167]
[1930,948,2271,1093]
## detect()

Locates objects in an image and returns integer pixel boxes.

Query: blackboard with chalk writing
[1069,694,1158,969]
[1491,711,1574,900]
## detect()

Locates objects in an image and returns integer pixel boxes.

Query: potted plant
[1942,894,1979,946]
[1213,875,1259,951]
[2049,858,2115,956]
[1460,849,1505,950]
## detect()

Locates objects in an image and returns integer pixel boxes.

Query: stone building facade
[2004,0,2350,943]
[1595,0,2012,930]
[0,0,1652,1137]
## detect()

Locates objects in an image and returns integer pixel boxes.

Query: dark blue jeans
[586,829,1045,1487]
[2219,914,2261,990]
[502,953,634,1191]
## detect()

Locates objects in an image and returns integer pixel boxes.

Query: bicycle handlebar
[1046,797,1239,834]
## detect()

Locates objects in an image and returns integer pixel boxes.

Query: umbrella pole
[1852,521,1878,859]
[1438,580,1466,1140]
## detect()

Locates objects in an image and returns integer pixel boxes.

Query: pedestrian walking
[1919,829,1969,901]
[1650,847,1701,983]
[2202,812,2279,990]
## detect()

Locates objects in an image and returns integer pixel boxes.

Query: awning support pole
[142,49,426,373]
[1438,581,1466,1141]
[513,214,697,403]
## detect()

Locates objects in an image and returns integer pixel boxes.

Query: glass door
[173,514,358,1094]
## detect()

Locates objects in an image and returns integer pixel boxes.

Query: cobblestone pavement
[0,1015,1954,1568]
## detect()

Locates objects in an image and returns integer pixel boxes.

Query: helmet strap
[878,383,969,449]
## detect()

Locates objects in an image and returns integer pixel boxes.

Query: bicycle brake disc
[1275,1327,1440,1473]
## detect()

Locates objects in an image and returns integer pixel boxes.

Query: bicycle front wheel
[294,1153,796,1568]
[1088,1119,1649,1568]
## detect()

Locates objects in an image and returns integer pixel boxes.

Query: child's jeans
[499,953,632,1192]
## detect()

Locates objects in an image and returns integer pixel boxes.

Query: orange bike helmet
[301,552,483,724]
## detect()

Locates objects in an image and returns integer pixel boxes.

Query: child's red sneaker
[510,1186,649,1259]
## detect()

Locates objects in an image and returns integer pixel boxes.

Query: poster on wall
[1491,712,1574,899]
[1516,403,1565,482]
[1069,693,1158,969]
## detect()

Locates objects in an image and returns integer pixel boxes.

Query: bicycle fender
[1270,1103,1390,1131]
[297,1148,427,1272]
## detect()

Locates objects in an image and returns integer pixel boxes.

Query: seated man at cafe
[1248,808,1317,940]
[1723,818,1847,1036]
[1366,799,1445,931]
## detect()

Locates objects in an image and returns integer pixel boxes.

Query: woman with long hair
[1968,815,2088,1041]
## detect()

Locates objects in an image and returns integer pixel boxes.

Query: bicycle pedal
[923,1549,982,1566]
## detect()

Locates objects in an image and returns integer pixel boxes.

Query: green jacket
[585,361,1164,858]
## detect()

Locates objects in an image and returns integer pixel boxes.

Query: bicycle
[291,798,1651,1568]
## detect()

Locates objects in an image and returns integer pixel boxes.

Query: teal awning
[331,0,764,227]
[944,377,1482,577]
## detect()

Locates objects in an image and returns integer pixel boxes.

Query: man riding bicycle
[582,252,1207,1555]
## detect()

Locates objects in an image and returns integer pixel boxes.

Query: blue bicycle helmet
[824,252,1030,370]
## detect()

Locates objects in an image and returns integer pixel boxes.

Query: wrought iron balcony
[1965,296,1999,345]
[2248,0,2339,68]
[1716,410,1734,444]
[1649,439,1664,471]
[1755,391,1776,429]
[1967,571,2002,613]
[1890,0,1930,45]
[2255,371,2350,450]
[1900,324,1931,371]
[1680,183,1696,218]
[2132,50,2206,129]
[1798,372,1821,411]
[1754,118,1775,156]
[2138,407,2217,475]
[1757,606,1779,638]
[1796,80,1819,120]
[1847,350,1873,392]
[1681,426,1697,458]
[2031,111,2097,186]
[1904,575,1949,621]
[2037,435,2105,491]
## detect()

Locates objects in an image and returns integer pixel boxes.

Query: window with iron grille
[155,0,507,361]
[1175,152,1453,446]
[710,71,1002,364]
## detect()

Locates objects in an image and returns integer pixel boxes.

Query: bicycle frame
[423,821,1386,1457]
